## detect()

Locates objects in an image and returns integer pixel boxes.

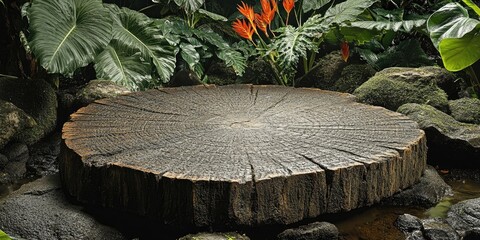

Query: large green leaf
[0,230,11,240]
[323,0,379,25]
[463,0,480,16]
[350,19,425,32]
[302,0,331,13]
[439,30,480,71]
[174,0,204,14]
[427,2,480,48]
[94,41,152,91]
[106,4,177,83]
[28,0,112,75]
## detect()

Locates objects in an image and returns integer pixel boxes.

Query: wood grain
[60,85,426,227]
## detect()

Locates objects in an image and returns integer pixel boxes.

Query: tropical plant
[0,229,12,240]
[25,0,247,90]
[232,0,381,86]
[427,0,480,96]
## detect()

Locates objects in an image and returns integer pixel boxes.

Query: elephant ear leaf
[28,0,112,75]
[105,4,177,83]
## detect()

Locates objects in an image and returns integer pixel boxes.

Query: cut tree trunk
[60,84,426,227]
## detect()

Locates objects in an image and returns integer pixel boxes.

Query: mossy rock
[239,59,276,85]
[449,98,480,124]
[354,67,450,112]
[300,50,347,89]
[397,103,480,167]
[75,80,131,107]
[205,61,238,86]
[0,100,36,149]
[334,64,377,93]
[0,77,56,145]
[179,232,250,240]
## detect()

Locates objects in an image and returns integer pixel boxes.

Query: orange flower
[341,41,350,62]
[283,0,294,14]
[232,19,255,42]
[261,0,276,25]
[237,1,255,25]
[255,13,269,37]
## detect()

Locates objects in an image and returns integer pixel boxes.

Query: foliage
[427,0,480,71]
[25,0,246,90]
[232,0,380,86]
[0,230,12,240]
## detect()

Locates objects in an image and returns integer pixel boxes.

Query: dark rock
[57,91,76,124]
[406,230,426,240]
[0,142,28,162]
[167,69,203,87]
[0,100,36,149]
[449,98,480,124]
[179,232,250,240]
[422,66,460,100]
[0,158,27,185]
[446,198,480,235]
[353,67,450,112]
[463,228,480,240]
[334,64,377,93]
[75,79,131,107]
[0,154,7,169]
[397,103,480,167]
[276,222,338,240]
[395,214,422,233]
[206,61,238,86]
[300,51,347,89]
[421,218,460,240]
[0,77,57,145]
[384,166,452,207]
[26,132,61,177]
[0,174,127,240]
[240,59,276,85]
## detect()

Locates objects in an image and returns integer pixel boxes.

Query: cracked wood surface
[60,84,427,227]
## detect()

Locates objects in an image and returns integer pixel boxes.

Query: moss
[334,64,376,93]
[301,50,347,89]
[449,98,480,124]
[354,67,449,112]
[0,77,57,145]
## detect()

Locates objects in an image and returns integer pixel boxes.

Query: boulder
[300,51,347,89]
[276,222,339,240]
[449,98,480,124]
[446,198,480,235]
[464,228,480,240]
[0,142,29,162]
[179,232,250,240]
[333,64,376,93]
[75,80,131,107]
[0,154,7,169]
[421,218,460,240]
[0,77,57,145]
[397,103,480,167]
[205,61,238,86]
[395,214,422,233]
[384,166,452,207]
[354,67,450,112]
[0,174,127,240]
[239,59,276,85]
[26,132,61,177]
[421,66,460,100]
[0,100,36,149]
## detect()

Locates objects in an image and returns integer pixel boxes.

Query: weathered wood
[60,85,426,227]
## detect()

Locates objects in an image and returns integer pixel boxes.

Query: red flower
[237,1,255,26]
[283,0,294,14]
[232,19,255,41]
[341,41,350,62]
[260,0,276,24]
[255,13,269,37]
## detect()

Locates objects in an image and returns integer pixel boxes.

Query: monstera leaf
[28,0,112,75]
[94,41,153,90]
[174,0,204,14]
[105,4,177,83]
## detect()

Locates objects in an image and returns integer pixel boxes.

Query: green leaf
[180,43,200,70]
[94,41,152,91]
[339,26,379,44]
[106,4,177,83]
[462,0,480,16]
[324,0,379,25]
[197,9,227,21]
[439,30,480,71]
[0,230,12,240]
[302,0,331,13]
[427,3,480,48]
[28,0,112,75]
[174,0,204,14]
[350,19,426,32]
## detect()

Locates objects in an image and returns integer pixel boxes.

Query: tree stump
[60,85,426,227]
